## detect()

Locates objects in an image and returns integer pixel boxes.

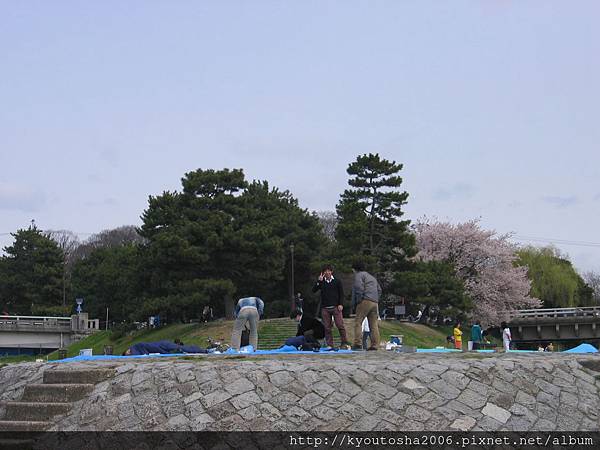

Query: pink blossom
[414,218,541,326]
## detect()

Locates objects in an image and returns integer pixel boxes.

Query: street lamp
[290,243,295,310]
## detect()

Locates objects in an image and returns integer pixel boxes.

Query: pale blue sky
[1,1,599,272]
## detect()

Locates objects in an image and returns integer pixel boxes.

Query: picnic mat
[55,345,353,363]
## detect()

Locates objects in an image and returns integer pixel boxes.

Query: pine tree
[335,153,416,271]
[0,227,65,315]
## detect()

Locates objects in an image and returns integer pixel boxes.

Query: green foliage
[71,244,143,323]
[0,227,65,315]
[335,153,416,272]
[392,261,472,320]
[110,323,138,341]
[138,169,326,320]
[516,246,594,308]
[31,304,72,317]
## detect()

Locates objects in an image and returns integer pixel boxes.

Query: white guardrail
[508,307,600,320]
[0,315,72,330]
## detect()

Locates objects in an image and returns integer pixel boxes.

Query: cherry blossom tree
[413,218,541,326]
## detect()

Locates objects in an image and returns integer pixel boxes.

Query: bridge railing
[0,315,72,332]
[508,307,600,320]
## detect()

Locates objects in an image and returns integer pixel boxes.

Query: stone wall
[2,353,600,431]
[0,362,45,418]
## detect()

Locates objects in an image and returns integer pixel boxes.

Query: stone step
[21,383,94,403]
[0,420,51,432]
[3,402,71,422]
[43,368,115,385]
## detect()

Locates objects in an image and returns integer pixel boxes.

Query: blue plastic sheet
[55,345,353,363]
[564,343,598,353]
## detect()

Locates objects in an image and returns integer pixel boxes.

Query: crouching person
[284,334,321,351]
[231,296,264,351]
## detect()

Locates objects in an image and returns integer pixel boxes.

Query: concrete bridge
[508,306,600,342]
[0,314,100,356]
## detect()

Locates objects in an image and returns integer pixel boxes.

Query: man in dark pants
[312,264,350,348]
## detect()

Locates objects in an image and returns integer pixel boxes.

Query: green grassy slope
[2,318,454,363]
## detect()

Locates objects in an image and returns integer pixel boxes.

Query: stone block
[375,408,401,425]
[284,406,311,425]
[450,415,476,431]
[190,413,214,431]
[515,390,536,407]
[387,392,411,411]
[298,393,324,410]
[534,418,556,431]
[350,391,382,414]
[534,379,561,397]
[195,368,219,385]
[257,403,282,422]
[270,392,300,411]
[365,380,398,399]
[429,379,461,400]
[175,370,195,384]
[234,405,262,421]
[446,400,482,419]
[312,381,335,398]
[536,391,559,409]
[488,392,514,410]
[206,401,236,421]
[268,371,295,387]
[338,402,365,421]
[421,363,448,375]
[408,367,440,384]
[457,389,487,410]
[166,414,190,431]
[482,402,511,424]
[224,378,254,396]
[404,405,432,423]
[349,370,371,387]
[415,392,447,410]
[313,405,339,421]
[339,378,362,397]
[326,391,350,409]
[354,414,380,431]
[230,391,261,410]
[177,381,198,397]
[201,390,232,409]
[441,370,470,390]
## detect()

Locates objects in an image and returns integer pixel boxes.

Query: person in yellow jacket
[453,322,463,350]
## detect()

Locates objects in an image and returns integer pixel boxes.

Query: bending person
[231,296,264,351]
[291,309,325,340]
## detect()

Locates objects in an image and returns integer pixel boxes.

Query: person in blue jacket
[231,296,264,350]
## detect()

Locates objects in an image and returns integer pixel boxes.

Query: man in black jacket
[312,264,350,348]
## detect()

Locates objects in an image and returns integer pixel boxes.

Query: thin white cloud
[85,197,119,207]
[432,183,475,201]
[541,195,578,208]
[99,149,119,168]
[0,182,46,212]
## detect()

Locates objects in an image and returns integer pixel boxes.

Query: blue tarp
[564,343,598,353]
[56,345,353,363]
